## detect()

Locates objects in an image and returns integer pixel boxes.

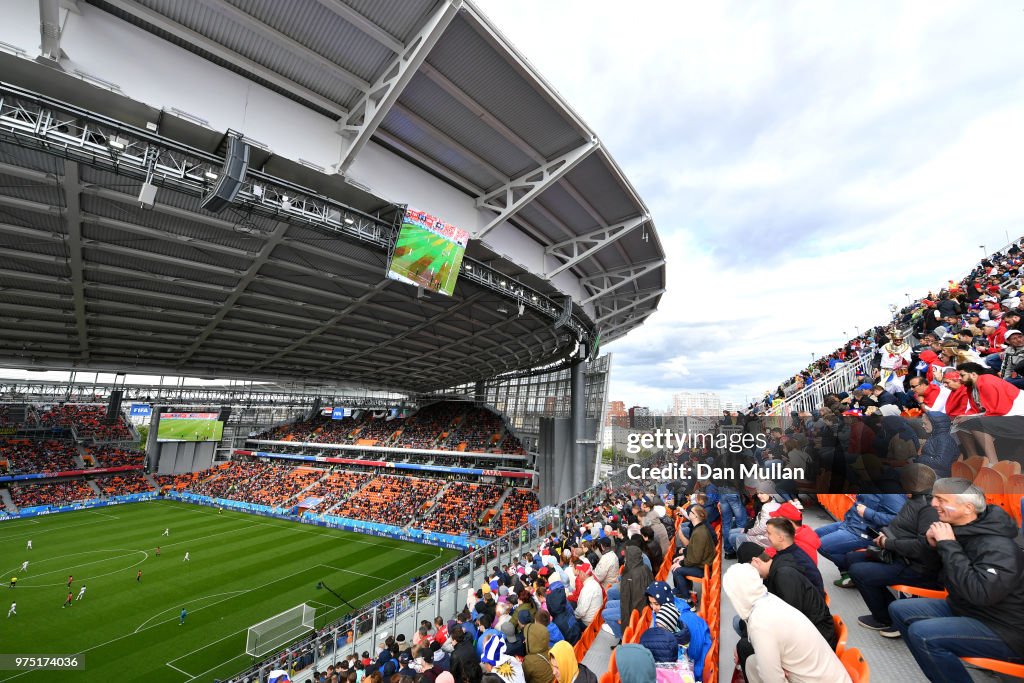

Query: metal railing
[764,350,876,416]
[223,452,662,683]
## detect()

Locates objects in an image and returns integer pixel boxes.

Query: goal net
[245,604,316,658]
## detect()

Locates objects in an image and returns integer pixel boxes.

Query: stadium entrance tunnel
[11,549,149,587]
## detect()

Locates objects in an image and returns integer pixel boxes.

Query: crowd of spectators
[87,445,145,468]
[417,483,504,534]
[484,488,540,538]
[760,237,1023,415]
[1,439,79,473]
[156,471,208,491]
[443,407,503,452]
[303,471,372,515]
[334,475,445,527]
[392,402,463,449]
[185,461,325,508]
[36,404,133,441]
[97,472,154,495]
[9,478,95,508]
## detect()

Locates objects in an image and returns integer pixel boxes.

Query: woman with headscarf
[547,640,598,683]
[615,644,657,683]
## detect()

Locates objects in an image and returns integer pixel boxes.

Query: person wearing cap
[999,326,1024,388]
[723,563,852,683]
[736,539,835,648]
[480,632,526,683]
[548,640,597,683]
[571,560,602,627]
[770,502,820,566]
[816,491,905,587]
[847,464,943,636]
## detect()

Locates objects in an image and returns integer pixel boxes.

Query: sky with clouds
[476,0,1024,409]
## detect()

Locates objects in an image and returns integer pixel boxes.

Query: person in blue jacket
[915,411,960,478]
[817,492,906,587]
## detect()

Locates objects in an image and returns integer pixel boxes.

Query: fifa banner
[0,464,143,484]
[164,491,480,549]
[0,492,158,521]
[129,403,152,417]
[386,207,469,297]
[240,450,532,479]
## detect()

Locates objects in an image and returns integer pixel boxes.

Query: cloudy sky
[477,0,1024,409]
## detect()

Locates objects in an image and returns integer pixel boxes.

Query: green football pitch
[157,419,223,442]
[0,501,457,682]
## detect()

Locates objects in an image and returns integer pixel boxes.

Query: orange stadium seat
[834,614,849,657]
[842,647,870,683]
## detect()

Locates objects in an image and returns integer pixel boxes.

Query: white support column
[39,0,62,62]
[61,161,88,359]
[475,139,599,239]
[336,0,462,173]
[580,260,664,305]
[545,214,648,278]
[594,288,664,324]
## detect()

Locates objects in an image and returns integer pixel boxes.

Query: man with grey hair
[889,477,1024,682]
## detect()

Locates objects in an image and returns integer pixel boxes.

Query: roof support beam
[336,0,461,173]
[192,0,370,92]
[312,0,405,55]
[545,214,647,279]
[475,139,598,239]
[373,129,484,195]
[62,161,88,359]
[418,62,546,164]
[39,0,63,62]
[81,213,255,259]
[176,222,289,368]
[594,288,664,324]
[390,103,506,182]
[248,278,395,372]
[599,309,655,338]
[81,185,240,232]
[102,0,349,117]
[580,260,664,305]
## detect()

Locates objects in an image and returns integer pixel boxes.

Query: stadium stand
[1,440,79,474]
[9,479,95,508]
[85,445,145,468]
[301,471,372,515]
[333,475,445,527]
[97,472,154,495]
[418,482,503,534]
[36,405,133,442]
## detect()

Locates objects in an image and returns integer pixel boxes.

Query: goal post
[245,604,316,658]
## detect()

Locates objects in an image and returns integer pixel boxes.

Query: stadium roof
[0,0,665,392]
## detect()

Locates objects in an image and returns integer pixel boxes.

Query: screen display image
[158,412,224,441]
[387,207,469,296]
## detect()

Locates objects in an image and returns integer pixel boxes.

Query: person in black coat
[448,625,483,683]
[847,464,943,632]
[890,478,1024,682]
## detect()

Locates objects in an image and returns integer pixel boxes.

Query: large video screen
[387,207,469,297]
[157,412,224,442]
